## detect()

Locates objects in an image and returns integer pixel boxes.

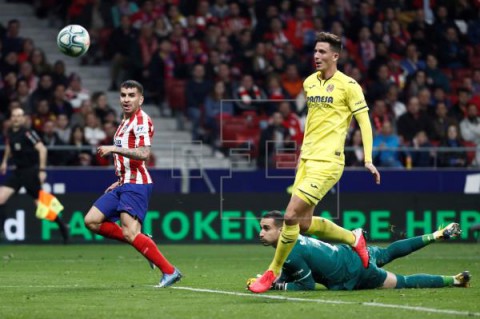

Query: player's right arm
[0,142,11,175]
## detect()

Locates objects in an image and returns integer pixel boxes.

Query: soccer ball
[56,25,90,57]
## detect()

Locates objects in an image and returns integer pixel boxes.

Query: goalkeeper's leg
[383,271,470,288]
[375,223,462,267]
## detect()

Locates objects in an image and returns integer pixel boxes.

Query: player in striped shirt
[84,80,181,288]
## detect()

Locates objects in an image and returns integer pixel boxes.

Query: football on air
[56,24,90,57]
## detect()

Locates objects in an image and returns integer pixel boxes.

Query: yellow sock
[268,223,300,275]
[306,217,355,245]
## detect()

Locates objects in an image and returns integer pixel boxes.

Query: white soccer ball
[56,25,90,57]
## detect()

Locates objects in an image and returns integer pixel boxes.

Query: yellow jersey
[301,70,368,164]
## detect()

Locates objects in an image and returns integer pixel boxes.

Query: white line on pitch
[171,286,480,317]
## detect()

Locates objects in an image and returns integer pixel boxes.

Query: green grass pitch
[1,243,479,319]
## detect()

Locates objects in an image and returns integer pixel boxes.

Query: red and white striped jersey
[113,108,154,184]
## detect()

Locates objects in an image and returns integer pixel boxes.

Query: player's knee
[84,216,98,232]
[122,228,137,243]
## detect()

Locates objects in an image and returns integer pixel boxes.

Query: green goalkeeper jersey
[277,235,387,291]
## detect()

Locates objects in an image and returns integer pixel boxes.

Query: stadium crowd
[1,0,480,168]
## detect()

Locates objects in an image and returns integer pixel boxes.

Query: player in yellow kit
[249,32,381,293]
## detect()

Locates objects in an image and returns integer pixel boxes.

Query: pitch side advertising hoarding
[2,193,479,243]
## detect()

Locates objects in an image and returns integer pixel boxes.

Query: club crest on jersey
[326,84,334,92]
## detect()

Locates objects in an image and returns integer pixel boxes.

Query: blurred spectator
[222,2,250,36]
[367,64,393,102]
[431,102,457,142]
[467,10,480,45]
[0,52,20,76]
[210,0,229,20]
[400,43,425,77]
[387,20,410,59]
[166,5,187,28]
[385,84,406,119]
[130,0,160,30]
[138,23,158,72]
[370,99,394,134]
[257,112,291,169]
[368,42,390,80]
[29,48,52,75]
[345,128,364,167]
[18,61,38,93]
[17,38,34,64]
[31,98,56,133]
[281,64,303,101]
[357,26,375,71]
[397,96,433,144]
[233,74,266,114]
[347,3,373,41]
[1,71,17,105]
[437,27,468,69]
[2,19,23,55]
[232,29,255,74]
[284,6,314,51]
[471,69,480,96]
[111,0,139,28]
[264,17,289,53]
[50,83,73,119]
[148,39,175,112]
[373,120,403,168]
[13,79,31,113]
[416,87,433,114]
[251,42,271,84]
[424,54,450,93]
[153,16,172,40]
[65,73,90,110]
[410,130,434,167]
[70,99,93,128]
[459,103,480,166]
[29,73,54,111]
[107,15,138,90]
[203,81,233,156]
[83,112,106,146]
[91,91,115,124]
[54,114,71,144]
[449,88,471,122]
[67,125,94,166]
[41,120,67,166]
[51,60,69,87]
[186,64,211,141]
[438,124,468,167]
[265,75,289,109]
[278,101,302,150]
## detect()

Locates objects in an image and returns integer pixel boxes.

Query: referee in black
[0,107,69,243]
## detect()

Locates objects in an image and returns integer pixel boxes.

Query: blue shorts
[93,183,153,223]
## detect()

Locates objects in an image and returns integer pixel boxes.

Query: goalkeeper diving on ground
[246,211,470,291]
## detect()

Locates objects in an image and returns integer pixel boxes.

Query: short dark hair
[315,32,342,53]
[121,80,144,95]
[262,210,284,228]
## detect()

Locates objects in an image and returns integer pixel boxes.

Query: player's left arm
[34,142,47,183]
[348,80,380,184]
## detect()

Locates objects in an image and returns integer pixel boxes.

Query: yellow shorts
[292,159,344,206]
